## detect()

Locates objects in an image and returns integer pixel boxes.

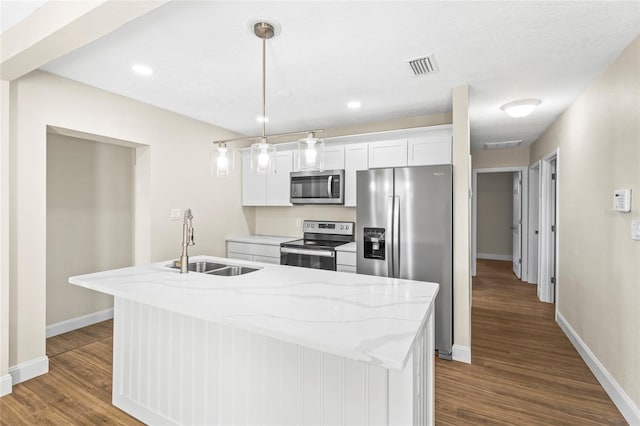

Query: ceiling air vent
[408,55,438,76]
[484,140,523,150]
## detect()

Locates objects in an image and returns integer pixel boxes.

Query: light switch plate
[632,218,640,241]
[170,208,182,221]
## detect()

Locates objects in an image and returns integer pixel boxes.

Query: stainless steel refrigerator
[356,165,453,359]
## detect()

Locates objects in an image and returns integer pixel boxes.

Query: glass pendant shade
[297,133,325,171]
[211,143,235,177]
[250,140,276,174]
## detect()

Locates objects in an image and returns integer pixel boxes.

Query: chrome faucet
[178,208,195,273]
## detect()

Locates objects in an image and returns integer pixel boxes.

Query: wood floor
[0,260,625,425]
[435,260,625,425]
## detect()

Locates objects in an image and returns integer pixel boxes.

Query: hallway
[435,259,625,424]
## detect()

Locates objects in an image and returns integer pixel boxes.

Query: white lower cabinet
[227,241,281,264]
[336,250,357,273]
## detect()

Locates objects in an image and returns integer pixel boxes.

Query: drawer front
[227,252,253,261]
[337,265,356,273]
[337,251,357,267]
[227,241,281,258]
[252,255,281,265]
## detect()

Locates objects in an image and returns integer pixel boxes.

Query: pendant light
[212,142,234,177]
[250,22,277,174]
[212,22,323,173]
[297,132,325,171]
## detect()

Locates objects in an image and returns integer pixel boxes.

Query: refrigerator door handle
[387,195,395,277]
[392,196,400,277]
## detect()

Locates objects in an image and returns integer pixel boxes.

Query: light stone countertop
[226,234,296,245]
[335,241,357,252]
[70,255,438,370]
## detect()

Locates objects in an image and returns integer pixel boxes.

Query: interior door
[550,159,557,302]
[512,172,522,278]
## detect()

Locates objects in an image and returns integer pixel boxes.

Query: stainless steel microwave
[290,170,344,205]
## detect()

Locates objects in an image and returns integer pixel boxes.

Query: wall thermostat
[613,189,631,212]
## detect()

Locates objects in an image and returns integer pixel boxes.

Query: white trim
[46,307,114,338]
[527,161,541,285]
[472,166,528,281]
[476,253,512,261]
[8,356,49,385]
[452,344,471,364]
[557,312,640,425]
[0,374,12,396]
[538,149,559,304]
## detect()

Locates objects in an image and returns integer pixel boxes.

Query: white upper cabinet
[242,151,267,206]
[324,145,345,170]
[241,150,293,206]
[368,139,408,168]
[240,125,452,207]
[344,143,368,207]
[407,128,452,166]
[266,150,293,205]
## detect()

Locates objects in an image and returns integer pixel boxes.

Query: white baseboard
[452,344,471,364]
[477,253,512,261]
[557,312,640,425]
[0,373,12,396]
[8,356,49,385]
[46,307,114,338]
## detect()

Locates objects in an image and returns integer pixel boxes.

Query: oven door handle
[281,247,335,258]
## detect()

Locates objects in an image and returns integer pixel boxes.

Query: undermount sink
[207,266,260,276]
[169,260,261,276]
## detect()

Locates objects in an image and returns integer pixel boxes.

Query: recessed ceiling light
[501,99,541,118]
[347,100,361,109]
[256,116,269,123]
[131,64,153,76]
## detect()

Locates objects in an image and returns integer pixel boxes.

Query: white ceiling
[0,0,47,33]
[12,1,640,149]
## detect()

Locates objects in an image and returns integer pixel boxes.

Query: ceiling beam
[0,0,169,81]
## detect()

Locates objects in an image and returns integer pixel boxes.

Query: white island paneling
[71,255,437,426]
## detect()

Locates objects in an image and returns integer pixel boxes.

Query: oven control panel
[303,220,354,236]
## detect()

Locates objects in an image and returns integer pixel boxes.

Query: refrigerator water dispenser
[363,227,386,259]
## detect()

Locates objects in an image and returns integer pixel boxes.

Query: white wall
[530,35,640,415]
[1,79,10,394]
[472,146,530,169]
[452,85,472,358]
[476,172,513,257]
[46,134,133,325]
[9,70,254,370]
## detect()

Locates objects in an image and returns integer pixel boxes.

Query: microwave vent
[408,55,438,76]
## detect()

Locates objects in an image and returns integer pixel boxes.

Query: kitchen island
[70,255,439,426]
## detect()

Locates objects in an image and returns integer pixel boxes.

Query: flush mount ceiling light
[212,21,324,175]
[501,99,541,118]
[131,64,153,76]
[347,100,361,109]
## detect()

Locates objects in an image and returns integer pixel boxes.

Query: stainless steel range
[280,220,355,271]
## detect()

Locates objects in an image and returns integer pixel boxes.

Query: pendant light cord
[262,36,266,139]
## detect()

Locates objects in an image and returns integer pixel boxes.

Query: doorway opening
[472,167,529,281]
[45,126,149,337]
